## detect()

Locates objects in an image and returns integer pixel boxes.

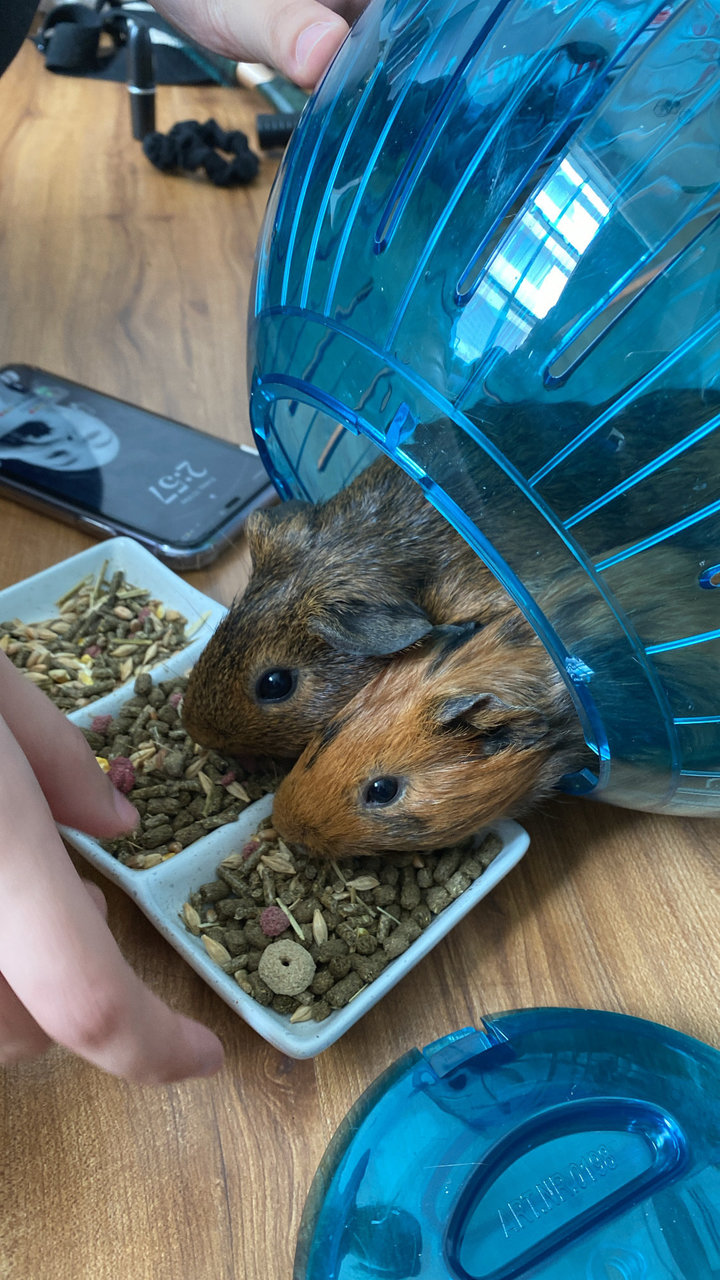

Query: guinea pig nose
[285,839,308,857]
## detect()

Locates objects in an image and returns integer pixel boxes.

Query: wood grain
[1,40,719,1280]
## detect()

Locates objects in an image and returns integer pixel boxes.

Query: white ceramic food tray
[65,792,529,1058]
[0,536,227,668]
[1,538,530,1059]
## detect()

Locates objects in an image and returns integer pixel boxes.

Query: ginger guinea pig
[181,454,512,759]
[271,613,588,857]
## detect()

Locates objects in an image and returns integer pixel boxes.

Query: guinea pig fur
[181,454,512,759]
[271,613,589,858]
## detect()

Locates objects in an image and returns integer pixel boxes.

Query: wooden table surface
[1,39,719,1280]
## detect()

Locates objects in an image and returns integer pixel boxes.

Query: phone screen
[0,365,272,547]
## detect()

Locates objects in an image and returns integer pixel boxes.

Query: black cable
[142,118,259,187]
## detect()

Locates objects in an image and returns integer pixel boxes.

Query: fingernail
[295,20,340,72]
[112,787,139,829]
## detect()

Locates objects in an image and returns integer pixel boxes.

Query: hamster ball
[247,0,720,816]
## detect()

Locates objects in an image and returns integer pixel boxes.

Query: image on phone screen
[0,365,273,552]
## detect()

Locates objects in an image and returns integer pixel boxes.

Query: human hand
[153,0,370,89]
[0,651,224,1083]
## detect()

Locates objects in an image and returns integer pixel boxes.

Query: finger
[0,716,224,1082]
[0,651,138,838]
[83,878,108,920]
[155,0,350,88]
[0,972,53,1065]
[261,2,350,87]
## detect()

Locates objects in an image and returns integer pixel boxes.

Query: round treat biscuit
[258,939,316,996]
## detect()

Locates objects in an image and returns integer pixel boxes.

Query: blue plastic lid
[294,1008,720,1278]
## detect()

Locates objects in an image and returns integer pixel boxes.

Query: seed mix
[182,823,503,1021]
[82,673,287,868]
[0,561,203,710]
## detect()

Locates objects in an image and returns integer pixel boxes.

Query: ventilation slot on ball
[544,194,720,391]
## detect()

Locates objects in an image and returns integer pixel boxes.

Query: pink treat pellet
[108,756,136,794]
[259,905,289,937]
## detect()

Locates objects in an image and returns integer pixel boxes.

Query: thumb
[31,716,138,839]
[0,652,138,838]
[155,0,350,89]
[257,4,350,88]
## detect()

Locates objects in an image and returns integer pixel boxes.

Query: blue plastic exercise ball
[248,0,720,816]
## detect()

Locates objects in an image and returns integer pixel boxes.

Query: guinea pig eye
[254,668,297,702]
[363,776,401,806]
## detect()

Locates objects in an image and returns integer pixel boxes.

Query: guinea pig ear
[257,499,312,524]
[436,691,549,754]
[309,599,436,657]
[245,499,312,559]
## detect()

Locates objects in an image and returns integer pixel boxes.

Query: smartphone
[0,364,277,568]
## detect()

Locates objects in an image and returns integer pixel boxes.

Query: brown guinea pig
[181,454,512,759]
[271,613,589,857]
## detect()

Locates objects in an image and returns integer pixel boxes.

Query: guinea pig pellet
[181,822,503,1021]
[0,562,201,710]
[81,673,287,868]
